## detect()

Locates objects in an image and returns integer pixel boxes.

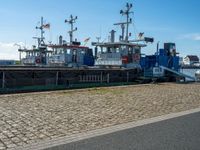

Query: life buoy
[122,56,128,64]
[133,54,140,61]
[36,58,41,64]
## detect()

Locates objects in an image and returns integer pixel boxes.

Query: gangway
[160,66,195,81]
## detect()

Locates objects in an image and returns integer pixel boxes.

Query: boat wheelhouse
[18,17,52,66]
[93,41,146,68]
[47,15,94,67]
[47,44,94,67]
[92,3,153,69]
[19,45,52,65]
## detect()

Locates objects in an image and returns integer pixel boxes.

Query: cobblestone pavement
[0,83,200,149]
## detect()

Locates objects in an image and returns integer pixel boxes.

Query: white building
[183,55,199,65]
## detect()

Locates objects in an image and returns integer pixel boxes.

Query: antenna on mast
[96,37,101,43]
[65,15,78,44]
[35,17,45,46]
[114,3,133,42]
[35,17,50,47]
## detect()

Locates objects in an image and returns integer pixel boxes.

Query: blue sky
[0,0,200,59]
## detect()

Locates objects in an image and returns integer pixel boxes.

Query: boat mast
[65,15,78,44]
[35,17,46,47]
[114,3,133,42]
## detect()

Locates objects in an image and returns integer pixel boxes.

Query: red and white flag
[84,37,90,42]
[42,23,50,29]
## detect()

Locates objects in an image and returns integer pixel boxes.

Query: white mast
[35,17,46,47]
[114,3,133,42]
[65,15,78,44]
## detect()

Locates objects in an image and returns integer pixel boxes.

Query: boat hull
[0,66,141,93]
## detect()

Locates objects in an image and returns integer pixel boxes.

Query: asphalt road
[48,112,200,150]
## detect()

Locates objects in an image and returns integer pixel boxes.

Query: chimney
[59,35,63,45]
[110,30,116,43]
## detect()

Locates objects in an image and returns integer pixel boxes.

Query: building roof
[186,55,199,62]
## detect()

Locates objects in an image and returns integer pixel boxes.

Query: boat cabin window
[81,49,85,54]
[107,47,111,53]
[121,46,127,50]
[59,48,64,54]
[128,47,133,54]
[72,49,77,55]
[26,52,31,57]
[33,52,38,56]
[65,49,70,54]
[100,47,107,53]
[54,49,58,54]
[116,48,120,53]
[134,48,141,54]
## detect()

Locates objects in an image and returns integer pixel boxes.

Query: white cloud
[0,42,25,60]
[180,33,200,41]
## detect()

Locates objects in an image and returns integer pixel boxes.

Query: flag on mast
[84,37,91,46]
[138,32,144,39]
[42,23,50,29]
[84,37,91,43]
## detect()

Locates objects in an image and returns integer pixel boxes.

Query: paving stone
[0,146,6,150]
[0,83,200,149]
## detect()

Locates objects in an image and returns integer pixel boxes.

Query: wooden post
[19,52,21,64]
[56,71,59,86]
[127,72,129,83]
[107,73,110,83]
[101,72,103,83]
[95,75,97,82]
[2,72,5,89]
